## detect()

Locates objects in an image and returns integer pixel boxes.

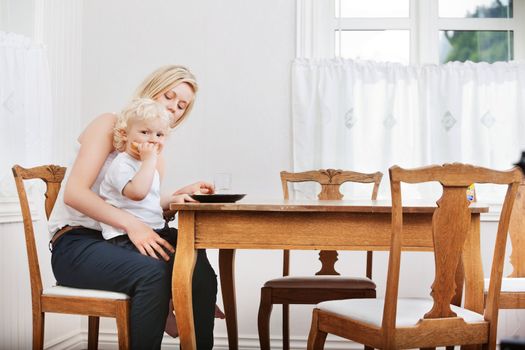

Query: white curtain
[292,58,525,199]
[0,32,52,197]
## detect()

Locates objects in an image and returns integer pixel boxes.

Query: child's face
[125,118,169,155]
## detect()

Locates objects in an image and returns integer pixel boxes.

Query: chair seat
[484,277,525,292]
[43,285,129,300]
[317,298,484,327]
[263,276,376,289]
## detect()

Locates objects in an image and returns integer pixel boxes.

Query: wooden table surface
[168,199,488,349]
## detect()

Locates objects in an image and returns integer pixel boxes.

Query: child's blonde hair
[134,65,198,128]
[113,98,171,152]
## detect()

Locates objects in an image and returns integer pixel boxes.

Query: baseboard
[45,329,359,349]
[211,334,358,349]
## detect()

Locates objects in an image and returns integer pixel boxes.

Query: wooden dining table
[168,198,489,350]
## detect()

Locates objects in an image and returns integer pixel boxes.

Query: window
[297,0,524,64]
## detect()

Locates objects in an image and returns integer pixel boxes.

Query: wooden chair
[12,164,130,350]
[307,163,522,350]
[258,169,382,350]
[484,177,525,309]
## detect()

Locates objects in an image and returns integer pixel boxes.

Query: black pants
[51,227,217,350]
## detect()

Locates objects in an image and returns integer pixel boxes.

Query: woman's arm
[64,113,174,260]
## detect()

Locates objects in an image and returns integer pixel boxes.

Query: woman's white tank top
[48,144,118,238]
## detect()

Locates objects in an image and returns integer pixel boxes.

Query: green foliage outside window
[443,0,514,63]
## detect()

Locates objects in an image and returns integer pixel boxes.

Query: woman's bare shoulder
[71,112,117,182]
[78,112,117,144]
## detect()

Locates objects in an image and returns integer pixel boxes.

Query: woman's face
[155,82,195,128]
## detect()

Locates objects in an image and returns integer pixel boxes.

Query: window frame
[296,0,525,64]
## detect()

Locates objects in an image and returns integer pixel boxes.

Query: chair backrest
[508,177,525,278]
[280,169,383,276]
[385,163,521,335]
[12,164,66,306]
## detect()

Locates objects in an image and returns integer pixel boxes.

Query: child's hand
[137,142,159,162]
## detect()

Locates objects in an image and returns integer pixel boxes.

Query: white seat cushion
[317,298,484,327]
[43,285,129,300]
[484,277,525,292]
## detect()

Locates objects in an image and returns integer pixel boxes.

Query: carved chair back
[280,169,383,277]
[385,163,521,344]
[12,165,66,304]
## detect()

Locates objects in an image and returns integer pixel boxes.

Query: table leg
[460,214,484,350]
[219,249,238,350]
[462,214,484,313]
[173,211,197,350]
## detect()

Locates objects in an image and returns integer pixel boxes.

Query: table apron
[186,211,437,251]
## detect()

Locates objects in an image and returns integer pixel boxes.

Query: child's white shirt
[99,152,165,240]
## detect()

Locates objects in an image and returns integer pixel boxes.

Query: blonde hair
[113,98,171,152]
[134,65,198,128]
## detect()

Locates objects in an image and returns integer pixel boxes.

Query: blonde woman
[49,65,217,349]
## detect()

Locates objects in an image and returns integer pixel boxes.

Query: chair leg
[258,287,273,350]
[283,303,290,350]
[115,301,130,350]
[33,311,45,350]
[307,309,327,350]
[87,316,100,350]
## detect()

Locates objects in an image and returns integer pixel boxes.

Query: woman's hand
[170,194,197,203]
[175,181,215,195]
[161,181,214,209]
[161,193,197,209]
[126,219,175,261]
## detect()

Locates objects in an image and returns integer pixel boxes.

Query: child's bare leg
[165,300,224,338]
[215,304,225,319]
[165,299,179,338]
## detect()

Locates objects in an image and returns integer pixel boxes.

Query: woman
[49,65,217,349]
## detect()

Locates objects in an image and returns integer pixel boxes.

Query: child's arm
[122,143,158,201]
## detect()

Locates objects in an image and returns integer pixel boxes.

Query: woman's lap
[50,226,217,350]
[51,227,169,294]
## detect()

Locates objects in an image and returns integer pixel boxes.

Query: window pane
[439,30,514,63]
[336,30,410,64]
[336,0,409,18]
[439,0,512,18]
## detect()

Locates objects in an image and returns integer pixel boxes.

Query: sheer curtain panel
[0,32,52,197]
[292,58,525,199]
